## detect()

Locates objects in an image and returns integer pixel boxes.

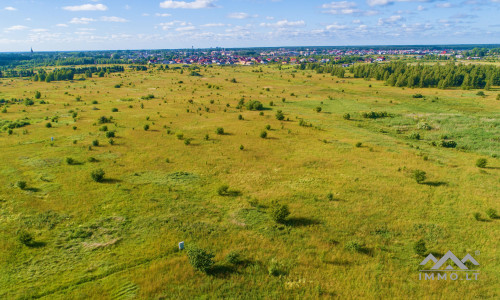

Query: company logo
[418,250,479,281]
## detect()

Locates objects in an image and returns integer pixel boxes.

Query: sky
[0,0,499,52]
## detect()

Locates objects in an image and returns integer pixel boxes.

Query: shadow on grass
[423,181,447,187]
[284,217,321,227]
[207,264,236,278]
[27,241,46,248]
[101,178,122,184]
[25,187,41,192]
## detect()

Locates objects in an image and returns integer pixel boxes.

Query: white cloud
[69,17,96,25]
[352,19,361,24]
[4,6,17,11]
[228,12,250,19]
[155,13,172,17]
[176,26,196,31]
[101,16,128,22]
[31,28,48,32]
[322,1,359,14]
[5,25,29,32]
[260,19,306,27]
[159,0,215,9]
[417,5,425,11]
[56,24,69,27]
[63,4,108,11]
[326,23,347,30]
[201,23,226,27]
[436,2,452,8]
[378,15,403,25]
[157,20,192,30]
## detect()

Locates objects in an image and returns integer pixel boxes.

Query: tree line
[348,62,500,89]
[32,66,125,82]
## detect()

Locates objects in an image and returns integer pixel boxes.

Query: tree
[275,110,284,121]
[187,246,215,273]
[271,203,290,223]
[91,169,105,182]
[35,91,41,99]
[413,170,426,184]
[475,158,487,168]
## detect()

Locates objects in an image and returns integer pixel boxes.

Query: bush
[355,142,362,147]
[99,125,108,132]
[476,91,485,96]
[260,131,267,138]
[238,114,243,120]
[16,181,27,190]
[344,240,364,253]
[497,94,500,100]
[111,108,118,112]
[35,91,41,99]
[225,251,241,265]
[473,212,481,221]
[143,124,150,131]
[412,93,423,98]
[184,138,191,145]
[362,111,388,119]
[315,106,322,113]
[327,192,334,201]
[486,208,497,219]
[92,140,99,147]
[18,231,33,246]
[414,239,427,256]
[271,203,290,223]
[417,122,432,130]
[91,169,105,182]
[409,132,421,140]
[98,116,112,124]
[45,122,52,128]
[413,170,426,184]
[216,127,224,135]
[106,131,115,138]
[476,158,487,168]
[176,132,184,140]
[217,185,229,196]
[239,145,244,150]
[230,78,237,83]
[245,100,263,111]
[343,113,350,120]
[66,157,74,165]
[187,246,215,273]
[268,258,285,276]
[440,140,457,148]
[108,139,114,145]
[275,110,284,121]
[265,124,271,130]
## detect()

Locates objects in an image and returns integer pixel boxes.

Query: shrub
[414,239,427,256]
[440,140,457,148]
[187,246,215,273]
[8,129,13,135]
[111,108,118,112]
[245,100,263,111]
[217,185,229,196]
[108,139,114,145]
[238,114,243,120]
[35,91,41,99]
[66,157,74,165]
[88,157,97,162]
[315,106,322,113]
[497,94,500,100]
[476,91,485,96]
[184,138,191,145]
[143,124,149,131]
[230,78,237,83]
[475,158,487,168]
[16,181,27,190]
[362,111,388,119]
[225,251,241,265]
[327,192,334,201]
[91,169,105,182]
[176,132,184,140]
[268,258,285,276]
[486,208,497,219]
[18,231,33,246]
[106,131,115,138]
[99,125,108,132]
[412,93,423,98]
[239,145,244,150]
[24,99,34,106]
[473,212,481,221]
[344,240,364,253]
[343,113,350,120]
[355,142,362,148]
[45,122,52,128]
[1,108,6,113]
[275,110,284,121]
[413,170,426,184]
[265,125,271,130]
[260,131,267,138]
[409,132,421,140]
[417,122,432,130]
[271,203,290,223]
[92,140,99,147]
[98,116,111,124]
[204,134,209,141]
[216,127,224,135]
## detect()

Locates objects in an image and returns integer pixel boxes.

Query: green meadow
[0,65,498,299]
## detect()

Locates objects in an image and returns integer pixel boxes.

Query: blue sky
[0,0,499,51]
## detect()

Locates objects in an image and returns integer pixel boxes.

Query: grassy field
[0,65,498,299]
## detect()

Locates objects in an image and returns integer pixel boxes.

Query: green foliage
[176,132,184,140]
[268,258,285,276]
[99,125,108,132]
[344,240,364,253]
[245,100,263,111]
[239,145,244,150]
[413,170,426,184]
[16,181,27,190]
[414,239,427,256]
[362,111,389,119]
[408,132,421,140]
[225,251,242,265]
[440,140,457,148]
[186,246,215,273]
[24,98,34,106]
[265,125,271,130]
[486,208,497,219]
[98,116,112,124]
[271,203,290,223]
[475,158,487,168]
[355,142,362,147]
[92,140,99,147]
[260,131,267,138]
[275,110,284,121]
[184,138,191,145]
[66,157,75,165]
[476,91,485,96]
[143,124,149,131]
[216,127,224,135]
[105,131,115,138]
[45,122,52,128]
[315,106,322,113]
[91,169,105,182]
[217,185,229,196]
[412,94,423,98]
[18,230,33,246]
[343,113,350,120]
[111,108,118,112]
[35,91,41,99]
[141,94,155,100]
[473,212,481,221]
[238,114,243,120]
[230,78,237,83]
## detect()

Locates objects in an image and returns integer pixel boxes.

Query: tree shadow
[284,217,321,227]
[25,187,40,192]
[207,264,236,278]
[27,241,46,248]
[102,178,122,184]
[324,258,350,266]
[423,181,447,187]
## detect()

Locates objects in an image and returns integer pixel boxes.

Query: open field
[0,65,498,299]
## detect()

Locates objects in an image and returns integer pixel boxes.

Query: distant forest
[348,62,500,90]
